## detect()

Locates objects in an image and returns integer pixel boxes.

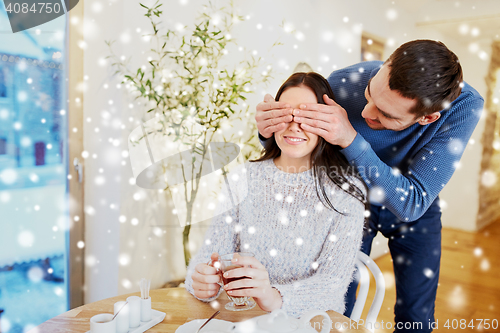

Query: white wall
[81,0,497,302]
[433,41,488,231]
[82,0,124,303]
[409,0,496,231]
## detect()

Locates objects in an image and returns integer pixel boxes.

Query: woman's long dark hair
[252,72,368,213]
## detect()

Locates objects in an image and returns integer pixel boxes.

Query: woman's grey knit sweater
[185,159,365,317]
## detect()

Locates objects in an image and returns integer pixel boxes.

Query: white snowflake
[448,285,465,310]
[86,255,97,267]
[386,9,398,20]
[439,200,448,210]
[122,279,132,289]
[0,168,18,185]
[480,258,490,271]
[369,186,385,203]
[349,72,360,83]
[27,266,44,282]
[448,139,464,155]
[423,268,434,278]
[18,230,34,247]
[29,173,39,183]
[481,170,497,187]
[119,254,130,266]
[54,287,64,297]
[493,140,500,150]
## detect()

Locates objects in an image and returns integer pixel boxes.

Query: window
[0,68,7,98]
[0,138,6,155]
[0,12,70,333]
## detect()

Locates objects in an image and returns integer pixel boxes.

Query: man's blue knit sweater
[328,61,484,222]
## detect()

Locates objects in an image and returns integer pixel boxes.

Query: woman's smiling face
[274,85,319,161]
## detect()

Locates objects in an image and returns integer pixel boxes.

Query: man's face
[362,64,421,131]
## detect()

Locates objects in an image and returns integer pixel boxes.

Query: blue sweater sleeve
[341,92,483,222]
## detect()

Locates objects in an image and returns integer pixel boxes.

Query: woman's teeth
[285,137,305,142]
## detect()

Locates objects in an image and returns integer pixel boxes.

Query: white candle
[140,297,152,322]
[127,296,141,328]
[113,301,129,333]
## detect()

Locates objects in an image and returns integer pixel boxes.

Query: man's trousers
[344,198,442,333]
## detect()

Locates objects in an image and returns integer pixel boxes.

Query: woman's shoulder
[245,159,274,175]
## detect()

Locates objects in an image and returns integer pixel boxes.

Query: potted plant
[107,0,273,267]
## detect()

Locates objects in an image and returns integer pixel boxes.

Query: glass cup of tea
[216,252,256,311]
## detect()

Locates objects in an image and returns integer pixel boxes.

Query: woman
[185,72,367,317]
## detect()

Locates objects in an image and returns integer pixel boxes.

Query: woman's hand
[192,253,221,299]
[222,255,283,312]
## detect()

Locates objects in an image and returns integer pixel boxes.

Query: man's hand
[292,94,357,149]
[222,255,282,312]
[255,94,293,139]
[192,253,221,299]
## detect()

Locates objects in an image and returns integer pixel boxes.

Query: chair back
[350,252,385,332]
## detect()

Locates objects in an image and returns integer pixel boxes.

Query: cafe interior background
[0,0,499,332]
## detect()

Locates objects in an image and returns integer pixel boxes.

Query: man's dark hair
[386,39,463,117]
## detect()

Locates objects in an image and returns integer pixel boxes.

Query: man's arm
[341,94,483,221]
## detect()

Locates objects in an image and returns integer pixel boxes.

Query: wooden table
[34,288,370,333]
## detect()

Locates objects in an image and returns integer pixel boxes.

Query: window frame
[67,2,85,309]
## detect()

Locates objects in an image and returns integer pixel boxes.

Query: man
[255,40,484,332]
